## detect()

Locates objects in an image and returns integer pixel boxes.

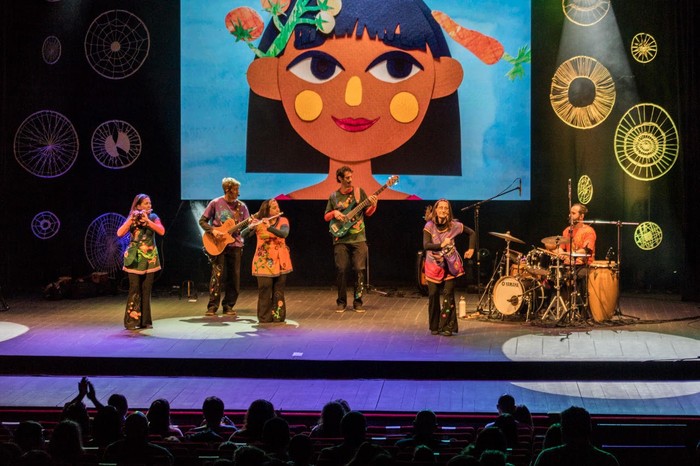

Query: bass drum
[493,276,546,316]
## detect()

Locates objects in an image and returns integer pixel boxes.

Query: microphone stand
[462,183,520,311]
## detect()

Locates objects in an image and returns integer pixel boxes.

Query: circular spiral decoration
[577,175,593,204]
[631,33,657,64]
[14,110,79,178]
[614,103,679,181]
[634,221,662,250]
[42,36,62,64]
[562,0,611,27]
[84,10,150,80]
[91,120,142,169]
[84,213,130,275]
[550,56,616,129]
[31,211,61,240]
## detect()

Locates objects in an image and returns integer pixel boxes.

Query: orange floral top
[250,217,293,277]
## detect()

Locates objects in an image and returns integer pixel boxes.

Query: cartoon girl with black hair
[227,0,526,199]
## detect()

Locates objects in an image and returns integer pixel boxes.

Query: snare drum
[526,249,551,277]
[493,276,546,316]
[587,261,619,322]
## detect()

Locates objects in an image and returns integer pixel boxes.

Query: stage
[0,287,699,416]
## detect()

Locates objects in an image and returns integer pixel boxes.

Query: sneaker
[335,303,346,313]
[223,309,237,317]
[353,302,366,313]
[205,309,216,316]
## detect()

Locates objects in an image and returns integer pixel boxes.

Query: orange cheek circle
[389,92,420,123]
[294,90,323,122]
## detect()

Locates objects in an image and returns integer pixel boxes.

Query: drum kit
[476,231,619,324]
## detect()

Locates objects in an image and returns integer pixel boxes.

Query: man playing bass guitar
[324,166,379,313]
[199,177,251,317]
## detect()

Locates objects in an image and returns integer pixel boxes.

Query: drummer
[544,203,596,268]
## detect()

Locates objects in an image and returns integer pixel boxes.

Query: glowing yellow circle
[562,0,611,27]
[634,221,662,250]
[614,103,679,181]
[631,33,657,64]
[577,175,593,204]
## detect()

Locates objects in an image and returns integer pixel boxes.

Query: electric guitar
[328,175,399,238]
[202,212,259,256]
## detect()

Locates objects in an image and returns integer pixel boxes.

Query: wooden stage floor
[0,287,699,416]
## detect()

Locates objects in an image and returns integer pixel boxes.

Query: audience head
[123,411,149,443]
[542,422,563,449]
[479,449,508,466]
[262,417,290,453]
[147,398,173,434]
[107,393,129,419]
[340,411,367,443]
[492,413,518,447]
[233,444,267,466]
[14,421,44,453]
[413,410,438,436]
[48,420,83,464]
[473,426,507,456]
[217,441,239,461]
[334,399,351,413]
[317,401,346,436]
[16,449,53,466]
[288,434,314,465]
[202,396,226,426]
[513,404,533,427]
[60,401,90,438]
[496,394,516,415]
[560,406,592,444]
[446,454,480,466]
[91,405,123,447]
[0,442,22,466]
[243,399,275,437]
[347,442,389,466]
[413,444,436,463]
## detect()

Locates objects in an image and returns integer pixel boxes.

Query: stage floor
[0,288,699,416]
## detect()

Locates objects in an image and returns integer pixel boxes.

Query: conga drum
[587,261,618,322]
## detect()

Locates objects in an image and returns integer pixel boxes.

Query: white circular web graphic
[14,110,79,178]
[84,213,130,275]
[84,10,150,79]
[42,35,62,64]
[31,211,61,239]
[91,120,142,169]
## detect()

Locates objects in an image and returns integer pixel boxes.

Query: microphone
[605,247,614,262]
[568,178,571,201]
[518,178,522,197]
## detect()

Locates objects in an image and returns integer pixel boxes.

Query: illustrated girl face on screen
[247,0,463,163]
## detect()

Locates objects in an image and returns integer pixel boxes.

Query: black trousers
[124,272,154,329]
[333,241,367,306]
[427,279,458,333]
[256,274,287,322]
[207,246,241,312]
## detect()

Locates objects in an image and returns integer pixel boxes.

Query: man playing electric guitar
[199,177,251,317]
[324,166,379,313]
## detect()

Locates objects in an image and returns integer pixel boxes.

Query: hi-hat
[570,252,591,257]
[541,235,571,246]
[489,231,525,244]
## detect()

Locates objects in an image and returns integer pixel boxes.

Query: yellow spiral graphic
[577,175,593,204]
[634,222,662,250]
[614,103,679,181]
[631,33,657,64]
[562,0,611,27]
[550,56,616,129]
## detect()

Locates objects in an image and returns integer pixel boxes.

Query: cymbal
[570,252,591,258]
[489,231,525,244]
[541,235,571,246]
